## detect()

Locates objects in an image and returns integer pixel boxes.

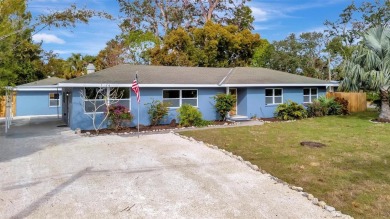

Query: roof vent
[86,63,96,74]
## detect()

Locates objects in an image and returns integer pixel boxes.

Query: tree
[252,39,273,68]
[117,0,252,38]
[150,22,261,67]
[63,53,86,79]
[122,30,161,64]
[0,0,112,89]
[261,32,328,79]
[0,0,44,88]
[80,86,126,134]
[339,26,390,121]
[226,5,254,31]
[118,0,194,37]
[95,38,126,71]
[324,0,390,62]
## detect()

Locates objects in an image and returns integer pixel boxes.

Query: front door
[229,88,237,116]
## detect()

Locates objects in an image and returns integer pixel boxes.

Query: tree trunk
[379,86,390,121]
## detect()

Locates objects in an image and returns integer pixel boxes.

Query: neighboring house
[15,77,64,117]
[58,65,335,130]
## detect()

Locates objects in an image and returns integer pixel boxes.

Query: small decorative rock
[224,123,228,126]
[237,156,244,161]
[302,192,308,197]
[244,161,252,167]
[318,201,326,208]
[331,211,342,217]
[251,165,260,171]
[75,128,81,134]
[325,205,335,212]
[86,132,91,135]
[312,198,319,205]
[295,187,303,192]
[307,194,314,200]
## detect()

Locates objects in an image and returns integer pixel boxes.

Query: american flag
[132,74,140,103]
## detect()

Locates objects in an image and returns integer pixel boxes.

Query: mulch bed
[81,120,233,135]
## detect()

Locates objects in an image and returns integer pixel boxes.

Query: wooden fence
[0,94,16,117]
[326,92,367,113]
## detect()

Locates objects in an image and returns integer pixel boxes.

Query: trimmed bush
[275,100,307,120]
[177,104,211,127]
[307,96,346,117]
[213,93,236,121]
[146,100,170,126]
[106,104,133,131]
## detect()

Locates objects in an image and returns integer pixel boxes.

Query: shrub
[213,93,236,121]
[334,97,349,115]
[307,101,326,117]
[177,104,210,127]
[307,96,346,117]
[106,104,133,131]
[274,100,307,120]
[146,100,170,126]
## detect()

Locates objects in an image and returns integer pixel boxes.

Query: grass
[181,111,390,218]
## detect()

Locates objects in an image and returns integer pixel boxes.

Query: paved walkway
[0,117,342,218]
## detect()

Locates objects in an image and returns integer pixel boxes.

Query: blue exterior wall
[16,91,62,116]
[245,86,327,118]
[237,88,247,116]
[68,86,327,130]
[69,87,225,130]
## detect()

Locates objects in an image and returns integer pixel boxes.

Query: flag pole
[132,72,141,138]
[137,100,140,138]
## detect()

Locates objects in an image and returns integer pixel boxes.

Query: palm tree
[339,26,390,120]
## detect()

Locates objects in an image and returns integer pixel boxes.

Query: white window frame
[49,92,60,107]
[83,87,131,114]
[303,88,318,103]
[265,88,283,105]
[163,89,198,108]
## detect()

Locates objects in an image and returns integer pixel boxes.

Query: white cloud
[33,33,65,44]
[251,7,268,22]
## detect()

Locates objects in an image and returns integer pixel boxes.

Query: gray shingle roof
[61,65,232,85]
[19,77,65,86]
[223,67,330,85]
[59,64,332,87]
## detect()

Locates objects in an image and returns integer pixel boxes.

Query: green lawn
[181,111,390,218]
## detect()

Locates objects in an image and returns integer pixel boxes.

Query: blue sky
[28,0,362,59]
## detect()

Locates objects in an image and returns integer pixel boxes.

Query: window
[163,89,198,107]
[49,93,60,107]
[265,88,283,105]
[303,88,318,103]
[83,87,130,113]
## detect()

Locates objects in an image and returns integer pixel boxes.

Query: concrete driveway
[1,117,340,218]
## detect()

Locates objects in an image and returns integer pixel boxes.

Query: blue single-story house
[57,65,335,130]
[14,77,64,117]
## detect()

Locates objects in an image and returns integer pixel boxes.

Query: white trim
[59,83,220,88]
[0,114,61,120]
[58,82,337,88]
[229,88,238,115]
[303,88,318,103]
[265,88,283,105]
[49,92,61,107]
[15,87,62,91]
[83,87,131,114]
[223,83,335,87]
[163,89,198,108]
